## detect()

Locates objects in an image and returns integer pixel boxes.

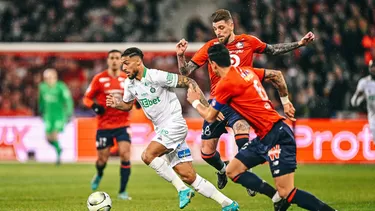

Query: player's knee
[275,183,294,198]
[226,166,240,180]
[97,156,108,165]
[120,153,130,162]
[119,149,130,161]
[180,171,196,185]
[200,140,217,155]
[141,151,156,165]
[233,120,250,134]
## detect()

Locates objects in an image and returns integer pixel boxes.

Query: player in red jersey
[176,9,315,194]
[83,50,132,200]
[187,44,337,211]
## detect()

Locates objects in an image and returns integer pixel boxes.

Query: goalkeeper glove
[92,103,105,115]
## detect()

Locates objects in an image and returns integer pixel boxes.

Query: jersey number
[230,54,240,67]
[253,80,268,100]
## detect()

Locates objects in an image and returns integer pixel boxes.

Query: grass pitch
[0,162,374,211]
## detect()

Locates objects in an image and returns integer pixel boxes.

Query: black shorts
[235,121,297,178]
[201,99,244,140]
[96,126,131,150]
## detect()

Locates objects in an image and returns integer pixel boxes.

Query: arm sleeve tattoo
[177,55,199,76]
[263,69,289,97]
[176,75,210,107]
[263,42,300,56]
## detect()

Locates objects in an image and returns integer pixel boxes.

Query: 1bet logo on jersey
[139,97,161,108]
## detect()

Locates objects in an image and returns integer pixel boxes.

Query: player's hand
[298,31,315,46]
[106,94,119,108]
[187,84,201,104]
[92,103,105,115]
[283,102,296,121]
[216,112,225,121]
[176,39,188,56]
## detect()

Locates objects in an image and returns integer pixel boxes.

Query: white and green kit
[351,75,375,139]
[123,68,193,167]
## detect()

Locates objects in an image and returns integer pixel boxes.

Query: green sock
[50,140,61,153]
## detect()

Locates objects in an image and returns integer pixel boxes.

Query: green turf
[0,162,374,210]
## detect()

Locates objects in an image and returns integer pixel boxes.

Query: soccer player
[176,9,315,193]
[38,68,73,165]
[83,50,132,200]
[187,44,337,211]
[351,60,375,142]
[106,47,239,211]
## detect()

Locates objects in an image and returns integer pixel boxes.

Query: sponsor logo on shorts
[273,169,280,175]
[177,149,191,158]
[268,144,281,161]
[139,97,161,108]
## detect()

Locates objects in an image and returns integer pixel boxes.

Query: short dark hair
[208,44,231,67]
[108,49,121,57]
[121,47,144,60]
[211,9,232,23]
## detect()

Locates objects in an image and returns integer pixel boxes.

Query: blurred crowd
[0,0,162,42]
[0,0,375,119]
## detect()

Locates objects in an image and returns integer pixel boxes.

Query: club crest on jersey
[238,68,254,81]
[236,42,244,49]
[150,87,156,93]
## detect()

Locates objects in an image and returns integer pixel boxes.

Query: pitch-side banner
[0,118,76,162]
[1,117,374,163]
[76,118,375,164]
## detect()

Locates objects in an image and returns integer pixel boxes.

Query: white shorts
[152,122,193,167]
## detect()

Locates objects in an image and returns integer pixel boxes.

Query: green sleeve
[60,82,74,117]
[38,84,44,115]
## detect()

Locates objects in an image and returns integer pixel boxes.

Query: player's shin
[201,151,226,173]
[48,139,61,152]
[191,174,233,207]
[286,188,336,211]
[119,161,131,193]
[232,171,277,199]
[96,161,107,177]
[148,157,188,192]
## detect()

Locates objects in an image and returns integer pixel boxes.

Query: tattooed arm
[176,38,200,76]
[264,69,296,121]
[263,69,289,97]
[176,75,210,107]
[177,56,199,76]
[263,31,315,56]
[263,42,301,56]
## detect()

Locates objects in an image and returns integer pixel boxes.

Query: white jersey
[351,76,375,121]
[123,68,186,128]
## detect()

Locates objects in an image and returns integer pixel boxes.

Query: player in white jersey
[106,47,239,211]
[351,60,375,141]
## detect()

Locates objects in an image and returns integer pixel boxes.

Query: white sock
[219,162,226,174]
[148,157,187,192]
[272,191,282,203]
[191,174,233,207]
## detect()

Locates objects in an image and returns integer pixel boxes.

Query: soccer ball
[87,191,112,211]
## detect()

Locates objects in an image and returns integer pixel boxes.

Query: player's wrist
[280,96,291,105]
[92,103,105,114]
[192,100,201,109]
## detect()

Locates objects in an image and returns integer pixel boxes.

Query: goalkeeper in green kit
[38,68,73,164]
